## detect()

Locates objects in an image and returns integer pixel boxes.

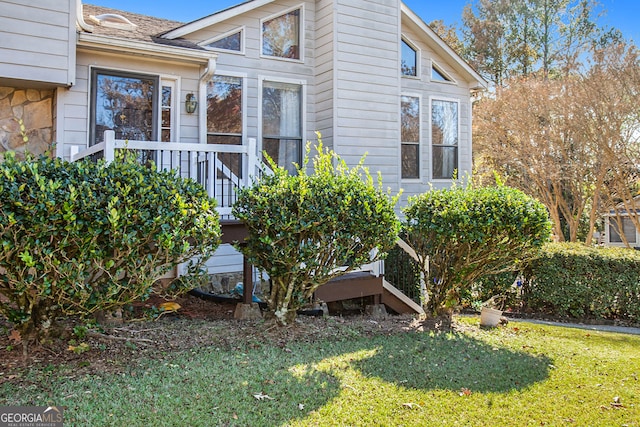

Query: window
[207,75,243,177]
[401,39,417,77]
[90,69,158,145]
[431,99,458,179]
[609,216,637,244]
[204,30,242,52]
[432,65,451,82]
[160,82,174,142]
[262,80,302,174]
[401,95,420,179]
[262,8,300,59]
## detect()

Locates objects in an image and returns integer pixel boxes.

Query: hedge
[522,242,640,321]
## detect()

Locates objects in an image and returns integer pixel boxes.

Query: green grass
[1,318,639,426]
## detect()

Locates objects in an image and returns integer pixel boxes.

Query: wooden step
[315,271,383,303]
[382,279,425,315]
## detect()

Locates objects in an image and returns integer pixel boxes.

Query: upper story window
[202,29,243,52]
[401,95,420,179]
[262,80,303,174]
[431,99,459,180]
[401,38,418,77]
[432,62,453,83]
[90,69,158,146]
[262,8,301,60]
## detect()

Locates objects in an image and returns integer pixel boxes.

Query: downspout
[76,0,94,33]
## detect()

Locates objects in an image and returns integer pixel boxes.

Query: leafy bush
[461,271,521,311]
[0,152,220,342]
[403,185,551,316]
[233,139,400,325]
[522,242,640,321]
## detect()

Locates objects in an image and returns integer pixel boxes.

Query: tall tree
[429,20,465,55]
[473,42,640,244]
[462,0,605,85]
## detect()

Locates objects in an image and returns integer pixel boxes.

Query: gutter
[78,33,217,65]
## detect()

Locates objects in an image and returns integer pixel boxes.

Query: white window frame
[199,27,245,55]
[87,65,161,146]
[257,75,307,169]
[400,93,422,181]
[401,35,420,79]
[430,59,457,85]
[260,4,305,63]
[205,71,248,146]
[159,76,180,143]
[430,96,460,181]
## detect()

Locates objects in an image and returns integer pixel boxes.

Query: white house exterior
[0,0,487,281]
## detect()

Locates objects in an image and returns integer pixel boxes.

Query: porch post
[247,137,257,184]
[103,130,116,163]
[242,254,253,304]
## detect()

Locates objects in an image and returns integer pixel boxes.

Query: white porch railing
[70,130,260,217]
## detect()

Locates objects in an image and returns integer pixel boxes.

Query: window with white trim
[262,80,302,174]
[90,68,158,146]
[207,75,243,177]
[431,99,459,179]
[160,80,175,142]
[401,95,420,179]
[203,30,242,52]
[262,8,301,60]
[401,38,418,77]
[432,65,451,82]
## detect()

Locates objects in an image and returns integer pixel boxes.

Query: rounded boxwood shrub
[233,140,400,325]
[0,151,221,342]
[403,185,551,316]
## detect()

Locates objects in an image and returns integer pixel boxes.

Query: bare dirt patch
[0,294,433,385]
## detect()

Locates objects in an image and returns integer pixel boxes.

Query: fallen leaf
[8,330,21,343]
[159,302,181,312]
[232,413,238,420]
[253,392,274,401]
[402,402,421,409]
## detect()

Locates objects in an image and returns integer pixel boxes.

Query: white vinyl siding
[0,0,76,86]
[333,0,400,190]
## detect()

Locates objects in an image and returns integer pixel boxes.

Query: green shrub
[459,270,522,311]
[0,152,220,342]
[403,185,551,316]
[233,139,400,325]
[522,242,640,321]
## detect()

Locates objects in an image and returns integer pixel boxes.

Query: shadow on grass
[347,331,552,393]
[5,328,552,426]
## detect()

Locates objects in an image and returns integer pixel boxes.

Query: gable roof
[157,0,486,90]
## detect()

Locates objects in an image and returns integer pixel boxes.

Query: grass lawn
[1,316,638,426]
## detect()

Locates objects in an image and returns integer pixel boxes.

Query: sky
[88,0,640,43]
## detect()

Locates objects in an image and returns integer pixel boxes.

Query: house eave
[77,32,216,65]
[401,3,488,91]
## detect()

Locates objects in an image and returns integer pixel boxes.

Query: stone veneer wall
[0,86,54,159]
